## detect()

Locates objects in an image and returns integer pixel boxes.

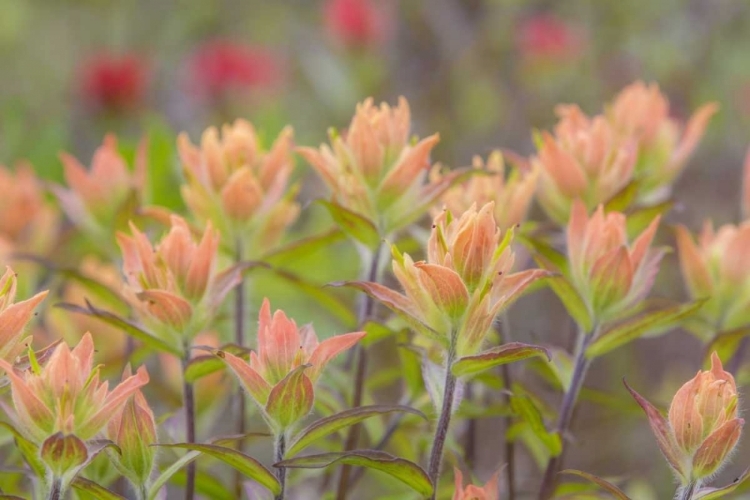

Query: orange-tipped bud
[179,121,299,257]
[300,97,460,236]
[452,468,500,500]
[607,81,717,204]
[628,353,743,484]
[433,151,538,231]
[219,299,365,431]
[676,221,750,332]
[567,201,664,322]
[117,216,242,344]
[534,105,636,224]
[0,333,149,444]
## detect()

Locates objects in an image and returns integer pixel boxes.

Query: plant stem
[501,363,516,500]
[48,477,62,500]
[275,433,287,500]
[464,382,477,468]
[677,481,699,500]
[335,243,383,500]
[427,332,458,499]
[182,350,196,500]
[537,327,596,500]
[233,240,247,498]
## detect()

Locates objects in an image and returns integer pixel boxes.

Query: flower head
[54,135,146,242]
[452,468,500,500]
[324,0,386,48]
[607,81,718,204]
[219,299,365,431]
[434,151,538,231]
[80,53,148,112]
[0,333,149,444]
[516,13,583,61]
[300,97,457,236]
[567,201,664,322]
[676,221,750,333]
[188,41,282,100]
[0,267,47,374]
[534,105,636,224]
[628,353,743,483]
[178,120,299,256]
[117,216,241,345]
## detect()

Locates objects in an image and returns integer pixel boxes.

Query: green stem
[47,477,62,500]
[275,434,287,500]
[677,481,699,500]
[182,350,196,500]
[427,331,458,499]
[233,240,247,498]
[537,326,597,500]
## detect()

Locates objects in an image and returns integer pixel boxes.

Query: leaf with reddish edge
[275,450,433,497]
[72,477,127,500]
[156,443,281,496]
[285,405,426,458]
[587,300,706,359]
[693,467,750,499]
[41,433,88,476]
[0,495,27,500]
[184,344,248,383]
[560,470,632,499]
[452,343,551,378]
[623,379,686,480]
[265,364,314,431]
[318,200,381,250]
[55,300,181,355]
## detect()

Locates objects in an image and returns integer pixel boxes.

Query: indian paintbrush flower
[217,298,365,432]
[627,352,743,483]
[178,120,299,257]
[606,81,718,204]
[675,220,750,335]
[79,52,148,112]
[117,215,242,348]
[0,266,47,376]
[566,200,665,323]
[534,104,636,225]
[433,150,538,231]
[323,0,386,49]
[452,468,500,500]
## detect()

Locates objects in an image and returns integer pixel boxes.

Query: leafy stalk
[182,349,196,500]
[275,434,287,500]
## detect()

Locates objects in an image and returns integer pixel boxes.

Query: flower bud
[452,467,499,500]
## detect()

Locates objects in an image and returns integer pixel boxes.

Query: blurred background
[2,0,750,498]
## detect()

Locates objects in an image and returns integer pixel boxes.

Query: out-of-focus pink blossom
[517,13,583,61]
[80,53,148,111]
[323,0,385,48]
[189,41,282,99]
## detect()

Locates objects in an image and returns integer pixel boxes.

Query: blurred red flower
[323,0,384,48]
[80,53,148,111]
[189,41,282,99]
[516,13,583,60]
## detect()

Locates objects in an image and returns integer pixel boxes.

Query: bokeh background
[2,0,750,498]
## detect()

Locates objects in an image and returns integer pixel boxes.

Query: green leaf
[509,393,561,457]
[451,342,551,378]
[319,200,381,250]
[55,300,181,356]
[542,275,592,332]
[586,299,706,359]
[184,344,248,383]
[626,200,673,239]
[265,365,314,431]
[276,450,433,497]
[156,443,280,496]
[0,421,45,478]
[694,467,750,499]
[262,229,346,266]
[286,405,426,458]
[148,451,200,500]
[169,469,235,500]
[706,327,750,366]
[270,269,357,328]
[560,470,632,499]
[604,181,639,213]
[71,478,127,500]
[520,234,569,274]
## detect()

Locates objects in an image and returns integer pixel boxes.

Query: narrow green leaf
[452,342,551,378]
[706,327,750,367]
[286,405,426,458]
[319,200,381,250]
[542,275,592,333]
[0,422,45,478]
[520,235,569,274]
[156,444,280,496]
[169,469,235,500]
[586,299,706,359]
[184,344,248,383]
[271,269,357,328]
[72,478,127,500]
[694,467,750,499]
[276,450,433,497]
[509,394,561,457]
[147,451,200,500]
[262,229,346,265]
[626,200,673,239]
[55,300,181,356]
[604,180,639,213]
[560,470,632,499]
